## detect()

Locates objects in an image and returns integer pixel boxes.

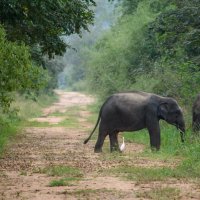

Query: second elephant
[192,94,200,132]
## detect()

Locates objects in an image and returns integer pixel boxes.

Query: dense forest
[65,0,200,107]
[0,0,96,111]
[1,0,200,110]
[0,0,200,130]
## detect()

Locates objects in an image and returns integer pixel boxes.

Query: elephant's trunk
[177,119,185,143]
[179,127,185,143]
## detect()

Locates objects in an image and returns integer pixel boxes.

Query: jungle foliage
[0,0,96,111]
[0,26,49,111]
[82,0,200,105]
[0,0,95,58]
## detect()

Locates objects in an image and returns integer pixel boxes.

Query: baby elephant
[192,94,200,133]
[84,91,185,152]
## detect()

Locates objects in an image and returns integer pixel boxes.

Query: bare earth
[0,90,199,200]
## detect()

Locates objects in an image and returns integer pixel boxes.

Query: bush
[0,26,49,111]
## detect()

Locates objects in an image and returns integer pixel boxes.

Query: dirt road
[0,91,199,199]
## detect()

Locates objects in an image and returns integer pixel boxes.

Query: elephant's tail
[83,109,101,144]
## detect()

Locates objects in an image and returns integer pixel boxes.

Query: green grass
[0,119,20,154]
[38,165,83,177]
[110,166,176,183]
[12,93,58,119]
[36,165,83,187]
[58,117,79,127]
[109,162,200,184]
[175,156,200,179]
[136,187,181,200]
[112,121,200,182]
[49,177,81,187]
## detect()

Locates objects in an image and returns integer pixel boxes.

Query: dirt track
[0,91,199,200]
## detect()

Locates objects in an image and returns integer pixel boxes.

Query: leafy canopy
[0,0,96,58]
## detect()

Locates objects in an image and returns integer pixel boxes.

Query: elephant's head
[158,98,185,142]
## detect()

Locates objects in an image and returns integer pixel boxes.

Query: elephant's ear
[158,102,168,120]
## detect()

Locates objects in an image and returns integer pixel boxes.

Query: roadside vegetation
[0,1,95,153]
[36,165,83,187]
[0,93,58,154]
[136,187,181,200]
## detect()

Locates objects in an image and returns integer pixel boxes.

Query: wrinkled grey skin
[192,94,200,133]
[84,91,185,152]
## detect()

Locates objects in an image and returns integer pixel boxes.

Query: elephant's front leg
[146,117,161,151]
[109,132,120,152]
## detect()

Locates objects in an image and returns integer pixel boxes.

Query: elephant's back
[102,92,151,114]
[111,91,151,105]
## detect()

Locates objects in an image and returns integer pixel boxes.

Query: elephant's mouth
[174,123,184,132]
[166,119,185,142]
[174,122,185,143]
[176,122,185,132]
[170,122,179,129]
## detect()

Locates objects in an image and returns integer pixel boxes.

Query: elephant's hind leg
[94,126,108,153]
[109,132,120,152]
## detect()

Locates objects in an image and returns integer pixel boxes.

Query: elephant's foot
[94,148,102,153]
[151,145,160,152]
[110,146,120,153]
[94,146,102,153]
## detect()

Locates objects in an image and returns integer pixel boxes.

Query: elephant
[84,91,185,152]
[192,94,200,133]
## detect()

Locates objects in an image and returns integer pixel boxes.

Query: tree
[147,1,200,103]
[0,26,49,111]
[151,3,200,64]
[0,0,96,58]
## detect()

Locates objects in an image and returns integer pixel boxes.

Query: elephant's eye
[174,112,179,119]
[175,109,180,115]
